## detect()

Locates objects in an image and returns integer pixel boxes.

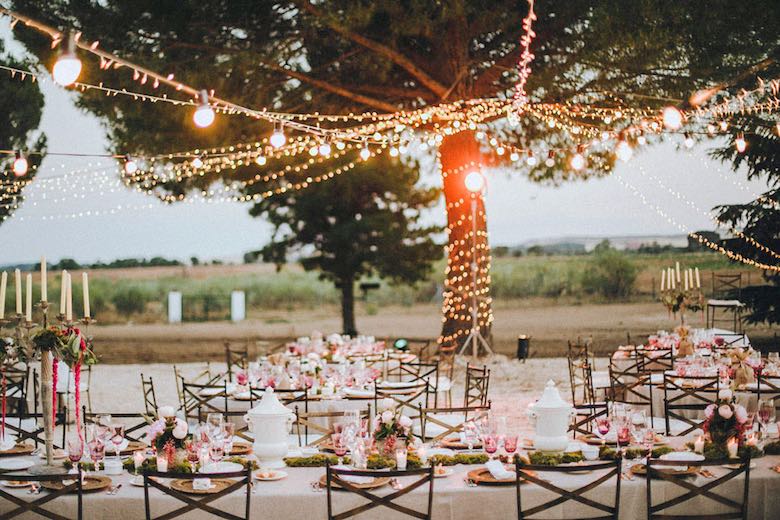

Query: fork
[310,481,323,493]
[107,484,122,495]
[463,478,477,488]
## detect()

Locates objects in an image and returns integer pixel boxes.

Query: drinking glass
[503,434,518,456]
[206,413,224,437]
[222,423,235,455]
[66,435,83,474]
[463,421,478,452]
[88,439,105,472]
[595,417,611,442]
[209,440,225,465]
[331,433,347,466]
[758,399,775,433]
[615,418,631,453]
[109,423,125,459]
[185,440,201,472]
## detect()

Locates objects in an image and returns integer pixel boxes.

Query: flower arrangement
[703,389,750,445]
[147,407,188,453]
[372,399,413,455]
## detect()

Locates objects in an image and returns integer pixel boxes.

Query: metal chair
[706,273,744,332]
[663,373,720,436]
[224,341,249,381]
[141,373,158,416]
[646,455,750,520]
[180,379,229,425]
[294,405,371,447]
[326,465,434,520]
[568,356,608,436]
[465,364,490,407]
[83,407,151,444]
[0,466,83,519]
[417,403,491,443]
[515,457,621,520]
[143,468,251,520]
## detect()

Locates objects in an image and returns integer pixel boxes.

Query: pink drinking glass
[331,433,347,465]
[503,435,518,456]
[483,434,498,459]
[209,440,225,464]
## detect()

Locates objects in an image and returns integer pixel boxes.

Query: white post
[168,291,182,324]
[231,291,246,322]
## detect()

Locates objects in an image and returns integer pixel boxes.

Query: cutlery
[107,484,122,495]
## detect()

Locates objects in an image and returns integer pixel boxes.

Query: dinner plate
[198,387,225,397]
[433,468,453,478]
[200,461,243,474]
[255,470,287,481]
[343,389,373,399]
[0,458,34,471]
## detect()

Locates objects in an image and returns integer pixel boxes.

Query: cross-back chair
[430,343,456,407]
[417,403,491,443]
[326,465,434,520]
[568,339,593,406]
[608,355,655,419]
[515,457,622,520]
[143,468,252,520]
[706,273,744,332]
[6,369,66,448]
[83,406,151,444]
[294,404,371,447]
[638,348,675,373]
[224,341,249,381]
[713,333,749,350]
[568,355,609,436]
[174,364,221,413]
[0,467,83,520]
[646,455,750,520]
[2,365,30,416]
[140,373,158,416]
[663,373,720,437]
[464,364,490,408]
[181,379,229,425]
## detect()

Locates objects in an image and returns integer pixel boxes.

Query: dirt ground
[89,301,777,364]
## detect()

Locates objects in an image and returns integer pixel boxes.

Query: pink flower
[735,405,748,424]
[236,370,248,386]
[399,415,412,429]
[381,410,394,425]
[704,404,716,419]
[718,404,733,420]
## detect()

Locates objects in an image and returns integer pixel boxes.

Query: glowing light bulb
[359,144,371,160]
[684,135,694,149]
[662,106,683,130]
[52,35,81,86]
[495,146,505,156]
[309,146,319,156]
[318,141,332,156]
[545,151,555,168]
[270,127,286,148]
[510,152,520,162]
[335,141,346,150]
[464,171,486,193]
[615,140,633,162]
[735,134,746,153]
[12,151,28,177]
[191,156,203,168]
[719,121,728,131]
[569,153,586,171]
[255,155,267,166]
[389,146,399,157]
[547,120,556,129]
[123,157,138,175]
[526,152,537,166]
[193,90,215,128]
[707,124,716,135]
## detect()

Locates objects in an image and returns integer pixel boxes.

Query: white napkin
[485,460,515,480]
[193,478,214,490]
[0,435,16,451]
[333,465,373,484]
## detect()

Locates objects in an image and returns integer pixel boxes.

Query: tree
[0,39,46,223]
[247,153,441,334]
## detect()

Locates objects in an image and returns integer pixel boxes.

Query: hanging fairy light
[509,152,520,162]
[735,133,747,153]
[544,150,555,168]
[308,145,319,157]
[52,33,82,86]
[389,146,399,157]
[684,133,695,149]
[525,151,537,166]
[707,124,716,135]
[269,124,286,148]
[719,121,728,131]
[569,146,586,171]
[192,90,215,128]
[12,151,28,176]
[255,154,267,166]
[318,138,332,157]
[662,106,683,130]
[359,141,371,160]
[123,156,138,174]
[335,140,346,151]
[615,139,633,162]
[464,170,486,193]
[191,156,203,168]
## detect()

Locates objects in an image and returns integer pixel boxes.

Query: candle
[0,271,6,319]
[133,451,145,470]
[694,435,705,454]
[60,270,67,315]
[395,447,407,471]
[746,433,757,447]
[660,270,665,291]
[14,269,21,315]
[670,268,676,289]
[675,261,681,283]
[695,267,701,288]
[66,272,73,322]
[25,274,32,322]
[727,438,738,459]
[40,256,47,302]
[684,270,689,290]
[156,454,168,473]
[82,272,90,319]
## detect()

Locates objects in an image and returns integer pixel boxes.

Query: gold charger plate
[440,438,482,450]
[0,444,34,457]
[170,478,237,495]
[630,464,698,477]
[229,442,252,456]
[466,467,529,486]
[42,475,111,493]
[119,440,147,456]
[319,474,390,490]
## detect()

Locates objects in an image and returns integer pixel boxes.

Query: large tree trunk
[340,276,357,336]
[438,130,493,352]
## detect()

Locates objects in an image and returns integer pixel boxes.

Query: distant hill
[504,234,694,254]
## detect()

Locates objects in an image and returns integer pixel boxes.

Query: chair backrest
[326,465,434,520]
[608,355,651,408]
[568,340,596,406]
[465,364,490,407]
[181,379,228,424]
[713,333,749,350]
[224,341,249,380]
[143,468,251,520]
[647,456,750,520]
[663,373,720,436]
[638,348,675,373]
[515,458,621,520]
[2,365,30,416]
[0,467,83,519]
[141,373,158,416]
[418,403,491,443]
[294,404,371,447]
[712,272,742,299]
[83,408,151,443]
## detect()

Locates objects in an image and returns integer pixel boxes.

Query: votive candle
[395,447,407,471]
[156,454,168,473]
[694,435,705,454]
[727,438,738,459]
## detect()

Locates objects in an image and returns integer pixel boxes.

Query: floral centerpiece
[703,389,750,446]
[373,399,413,456]
[147,406,189,464]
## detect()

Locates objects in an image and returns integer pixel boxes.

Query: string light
[735,133,747,153]
[683,133,694,149]
[12,151,28,176]
[191,156,203,168]
[464,171,486,193]
[525,151,537,166]
[662,106,683,130]
[123,156,138,174]
[545,150,555,167]
[192,89,215,128]
[270,125,286,148]
[360,142,371,161]
[255,155,267,166]
[569,146,586,171]
[512,0,537,107]
[615,139,633,162]
[52,33,81,86]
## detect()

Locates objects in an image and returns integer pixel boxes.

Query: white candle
[66,272,73,322]
[40,256,47,303]
[14,269,21,315]
[684,269,689,290]
[82,272,90,319]
[25,274,32,322]
[675,262,681,283]
[395,448,407,470]
[156,454,168,473]
[0,271,6,319]
[60,270,67,315]
[670,268,676,289]
[727,438,738,459]
[695,267,701,288]
[133,451,145,470]
[660,270,665,291]
[694,435,705,454]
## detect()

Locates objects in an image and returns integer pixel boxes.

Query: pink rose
[381,410,394,425]
[705,404,716,419]
[735,405,748,424]
[718,404,733,420]
[399,415,412,428]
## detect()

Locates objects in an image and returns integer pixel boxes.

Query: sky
[0,26,772,265]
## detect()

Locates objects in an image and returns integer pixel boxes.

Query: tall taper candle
[675,261,681,283]
[684,269,689,290]
[40,256,47,302]
[59,270,67,315]
[25,274,32,321]
[14,269,21,315]
[695,267,701,288]
[82,272,90,319]
[0,271,6,319]
[65,272,73,322]
[660,269,666,291]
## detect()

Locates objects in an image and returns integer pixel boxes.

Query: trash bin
[517,335,530,362]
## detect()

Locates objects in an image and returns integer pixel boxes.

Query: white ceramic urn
[528,380,574,452]
[244,387,293,468]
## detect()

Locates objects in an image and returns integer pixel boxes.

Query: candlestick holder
[28,300,59,475]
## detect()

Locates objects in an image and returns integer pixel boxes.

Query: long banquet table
[1,453,779,519]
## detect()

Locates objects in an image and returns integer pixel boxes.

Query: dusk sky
[0,27,772,265]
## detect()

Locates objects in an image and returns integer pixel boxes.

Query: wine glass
[331,433,347,466]
[88,439,105,472]
[222,423,235,455]
[595,417,611,443]
[482,433,498,460]
[66,435,83,474]
[758,399,775,434]
[208,439,225,465]
[206,413,224,438]
[503,434,518,457]
[185,440,201,472]
[463,421,478,452]
[615,417,631,454]
[109,423,125,459]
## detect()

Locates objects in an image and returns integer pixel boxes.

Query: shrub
[581,246,637,298]
[111,286,150,315]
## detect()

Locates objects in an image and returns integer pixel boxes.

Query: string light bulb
[191,156,203,169]
[684,133,694,149]
[569,146,586,171]
[52,33,82,86]
[719,121,728,131]
[255,155,267,166]
[662,106,683,130]
[123,156,138,175]
[615,139,633,162]
[525,151,537,166]
[464,170,486,193]
[12,151,28,177]
[193,90,215,128]
[360,142,370,161]
[735,133,746,153]
[545,150,555,168]
[318,138,332,157]
[270,124,286,148]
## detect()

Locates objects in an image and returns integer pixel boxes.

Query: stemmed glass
[757,399,775,435]
[615,416,631,455]
[66,435,83,475]
[503,434,518,458]
[331,433,347,466]
[109,423,125,460]
[88,439,105,473]
[208,439,225,466]
[463,421,479,452]
[222,423,235,455]
[206,414,224,438]
[185,440,201,472]
[482,433,498,460]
